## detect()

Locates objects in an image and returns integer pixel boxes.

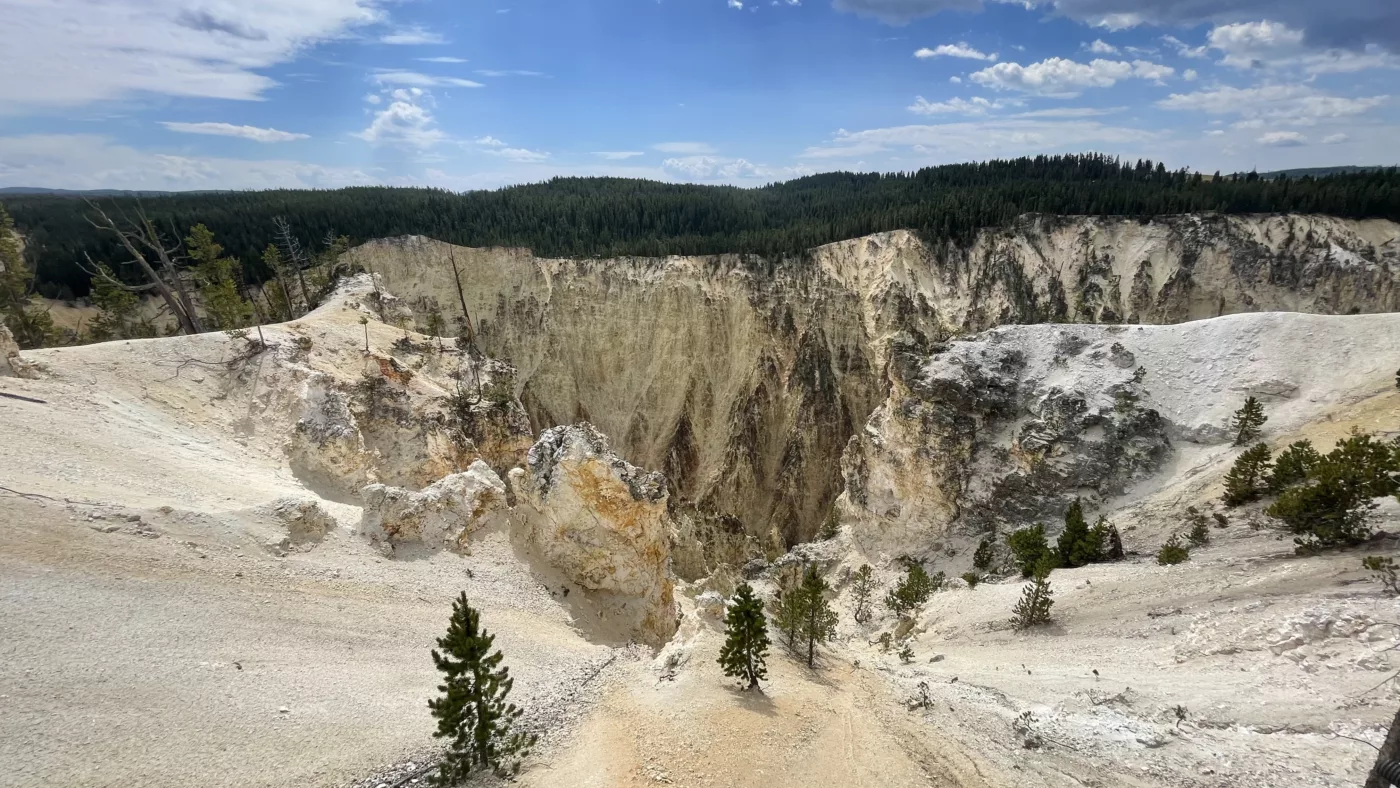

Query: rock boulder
[360,460,509,554]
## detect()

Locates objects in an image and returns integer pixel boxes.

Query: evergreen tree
[87,263,150,341]
[718,582,769,689]
[1268,440,1321,493]
[1093,516,1125,560]
[187,224,252,331]
[1008,523,1057,578]
[1186,509,1211,546]
[972,537,996,572]
[771,566,807,651]
[1010,558,1055,630]
[796,566,838,668]
[1223,443,1273,506]
[1230,396,1268,446]
[884,562,940,616]
[427,592,536,784]
[850,564,875,624]
[1156,534,1190,565]
[1057,500,1104,568]
[0,204,55,348]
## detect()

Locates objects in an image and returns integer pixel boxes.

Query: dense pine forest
[5,154,1399,298]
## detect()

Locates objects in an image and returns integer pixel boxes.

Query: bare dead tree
[272,216,312,310]
[82,200,204,335]
[447,246,476,348]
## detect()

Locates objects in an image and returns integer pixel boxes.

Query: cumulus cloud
[662,156,813,181]
[473,136,507,146]
[160,122,309,142]
[907,96,1013,115]
[372,71,484,88]
[1258,130,1308,146]
[593,151,645,160]
[653,142,717,154]
[2,0,382,109]
[1162,35,1208,59]
[1205,20,1400,72]
[354,88,444,148]
[1158,84,1388,124]
[970,57,1174,97]
[915,42,997,60]
[1084,39,1118,55]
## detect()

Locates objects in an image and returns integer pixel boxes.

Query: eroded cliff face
[841,312,1400,555]
[346,214,1400,545]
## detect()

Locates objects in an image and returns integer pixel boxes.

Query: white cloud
[729,0,744,8]
[594,151,645,160]
[380,26,445,45]
[907,96,1013,115]
[1182,68,1198,81]
[1205,129,1226,136]
[1158,84,1388,125]
[160,121,309,143]
[1258,130,1307,146]
[653,142,717,154]
[1322,133,1349,144]
[949,76,963,84]
[418,56,468,63]
[662,156,811,182]
[1084,39,1118,55]
[1161,35,1208,59]
[474,69,546,77]
[487,147,550,163]
[1,0,383,110]
[798,118,1158,160]
[372,71,484,88]
[970,57,1175,97]
[915,43,997,61]
[354,88,444,148]
[1205,20,1400,73]
[0,134,375,191]
[473,136,507,147]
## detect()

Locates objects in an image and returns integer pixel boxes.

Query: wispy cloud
[160,121,309,142]
[372,71,484,89]
[474,69,546,77]
[418,56,468,64]
[652,141,716,154]
[380,26,445,45]
[594,151,645,160]
[915,42,997,61]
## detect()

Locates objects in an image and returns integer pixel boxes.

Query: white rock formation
[841,311,1400,555]
[266,498,339,544]
[359,460,509,554]
[512,423,678,645]
[0,324,36,378]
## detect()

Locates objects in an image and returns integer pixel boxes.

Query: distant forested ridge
[5,154,1399,298]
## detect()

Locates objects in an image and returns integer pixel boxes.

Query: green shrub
[884,563,941,616]
[1056,500,1102,568]
[1157,534,1190,565]
[960,572,980,589]
[1268,440,1320,493]
[1008,524,1057,578]
[1267,432,1400,553]
[1091,515,1124,561]
[972,537,996,572]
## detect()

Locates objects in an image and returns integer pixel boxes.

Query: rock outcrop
[348,214,1400,545]
[267,497,339,544]
[0,324,36,378]
[840,312,1400,555]
[512,424,678,646]
[360,460,510,554]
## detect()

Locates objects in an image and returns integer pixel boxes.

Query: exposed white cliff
[511,423,679,646]
[840,311,1400,556]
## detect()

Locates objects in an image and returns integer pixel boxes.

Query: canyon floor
[1,281,1397,787]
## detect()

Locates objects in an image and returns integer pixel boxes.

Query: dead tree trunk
[84,202,203,335]
[447,246,475,347]
[1366,707,1400,788]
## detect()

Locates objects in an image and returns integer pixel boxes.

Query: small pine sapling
[428,592,536,783]
[1185,507,1211,547]
[1363,556,1400,596]
[717,582,770,689]
[961,572,980,589]
[1230,396,1268,446]
[898,644,915,664]
[884,562,938,616]
[1010,558,1055,631]
[850,564,876,624]
[1212,512,1229,529]
[1156,534,1190,565]
[1222,443,1272,506]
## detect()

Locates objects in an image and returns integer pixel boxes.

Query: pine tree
[972,537,996,571]
[850,564,875,623]
[1057,500,1103,568]
[884,562,940,616]
[797,566,838,668]
[0,204,56,349]
[1008,523,1057,578]
[428,592,536,784]
[1230,396,1268,446]
[772,566,807,651]
[87,264,148,341]
[187,224,252,331]
[1186,509,1211,546]
[1156,534,1190,565]
[1010,559,1055,630]
[1093,516,1124,560]
[1268,440,1320,493]
[1223,443,1273,506]
[718,582,769,689]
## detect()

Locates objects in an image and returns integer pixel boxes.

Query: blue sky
[2,0,1398,191]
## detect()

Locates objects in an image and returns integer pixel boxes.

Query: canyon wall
[347,213,1400,546]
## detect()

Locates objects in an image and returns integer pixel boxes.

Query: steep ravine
[346,213,1400,550]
